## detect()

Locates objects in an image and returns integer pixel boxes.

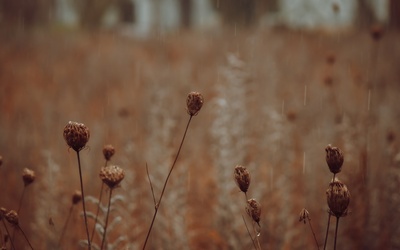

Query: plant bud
[325,144,344,174]
[103,145,115,161]
[246,198,261,226]
[326,179,350,218]
[22,168,35,186]
[234,165,251,193]
[299,208,310,224]
[99,165,125,189]
[186,92,204,116]
[63,121,90,152]
[5,210,19,226]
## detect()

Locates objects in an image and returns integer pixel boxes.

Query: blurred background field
[1,1,400,249]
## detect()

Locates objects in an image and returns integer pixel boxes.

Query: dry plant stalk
[63,121,91,249]
[3,209,34,250]
[142,91,203,250]
[299,208,319,249]
[58,190,82,247]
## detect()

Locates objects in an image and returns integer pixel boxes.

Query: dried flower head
[186,91,204,116]
[103,144,115,161]
[5,210,19,226]
[72,190,82,205]
[299,208,310,224]
[234,165,251,193]
[325,144,344,174]
[99,165,125,189]
[326,179,350,218]
[370,24,384,41]
[22,168,35,186]
[63,121,90,152]
[246,198,261,226]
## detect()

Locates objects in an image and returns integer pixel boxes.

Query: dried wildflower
[63,121,90,152]
[325,144,344,174]
[370,24,384,41]
[326,179,350,218]
[186,91,204,116]
[246,198,261,226]
[234,165,251,193]
[299,208,310,224]
[5,210,19,226]
[103,144,115,161]
[99,165,125,189]
[72,190,82,205]
[22,168,35,186]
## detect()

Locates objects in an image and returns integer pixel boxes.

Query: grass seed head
[186,91,204,116]
[299,208,310,224]
[325,144,344,174]
[246,198,261,225]
[72,190,82,205]
[326,179,350,218]
[103,144,116,161]
[63,121,90,152]
[99,165,125,189]
[22,168,35,186]
[5,210,19,226]
[234,165,251,193]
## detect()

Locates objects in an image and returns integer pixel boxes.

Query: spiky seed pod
[299,208,310,224]
[326,179,350,218]
[371,24,384,41]
[325,144,344,174]
[63,121,90,152]
[5,210,19,226]
[234,165,251,193]
[72,190,82,205]
[22,168,35,186]
[246,199,261,226]
[99,165,125,189]
[103,144,115,161]
[186,91,204,116]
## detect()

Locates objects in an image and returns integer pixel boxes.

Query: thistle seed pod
[22,168,35,186]
[325,144,344,174]
[234,165,251,193]
[326,179,350,218]
[63,121,90,152]
[246,198,261,226]
[5,210,19,226]
[299,208,310,224]
[72,190,82,205]
[99,165,125,189]
[186,91,204,116]
[103,144,115,161]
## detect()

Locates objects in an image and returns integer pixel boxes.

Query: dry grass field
[1,26,400,249]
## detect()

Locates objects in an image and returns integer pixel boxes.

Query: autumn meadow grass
[1,26,400,249]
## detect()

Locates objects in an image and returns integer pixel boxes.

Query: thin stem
[17,187,26,214]
[146,163,157,206]
[307,217,319,250]
[58,204,74,247]
[142,115,193,249]
[100,189,113,250]
[90,182,104,244]
[1,219,15,250]
[242,215,257,250]
[76,151,91,249]
[334,217,340,250]
[323,212,331,250]
[244,192,261,250]
[17,225,34,250]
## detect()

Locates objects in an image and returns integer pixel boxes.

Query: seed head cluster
[103,144,116,161]
[5,210,19,226]
[63,121,90,152]
[246,198,261,226]
[99,165,125,189]
[326,179,350,218]
[325,144,344,174]
[186,91,204,116]
[234,165,251,193]
[22,168,35,186]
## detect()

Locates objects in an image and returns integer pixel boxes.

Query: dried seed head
[186,91,204,116]
[5,210,19,226]
[103,144,116,161]
[99,165,125,189]
[246,198,261,225]
[370,24,384,41]
[72,190,82,205]
[325,144,344,174]
[22,168,35,186]
[299,208,310,224]
[234,165,251,193]
[326,179,350,218]
[63,121,90,152]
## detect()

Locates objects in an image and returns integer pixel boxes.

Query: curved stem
[142,115,193,249]
[17,187,26,214]
[90,182,104,244]
[100,189,113,250]
[17,225,34,250]
[307,217,319,250]
[58,204,74,247]
[323,212,331,250]
[334,217,340,250]
[76,151,91,249]
[1,219,15,250]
